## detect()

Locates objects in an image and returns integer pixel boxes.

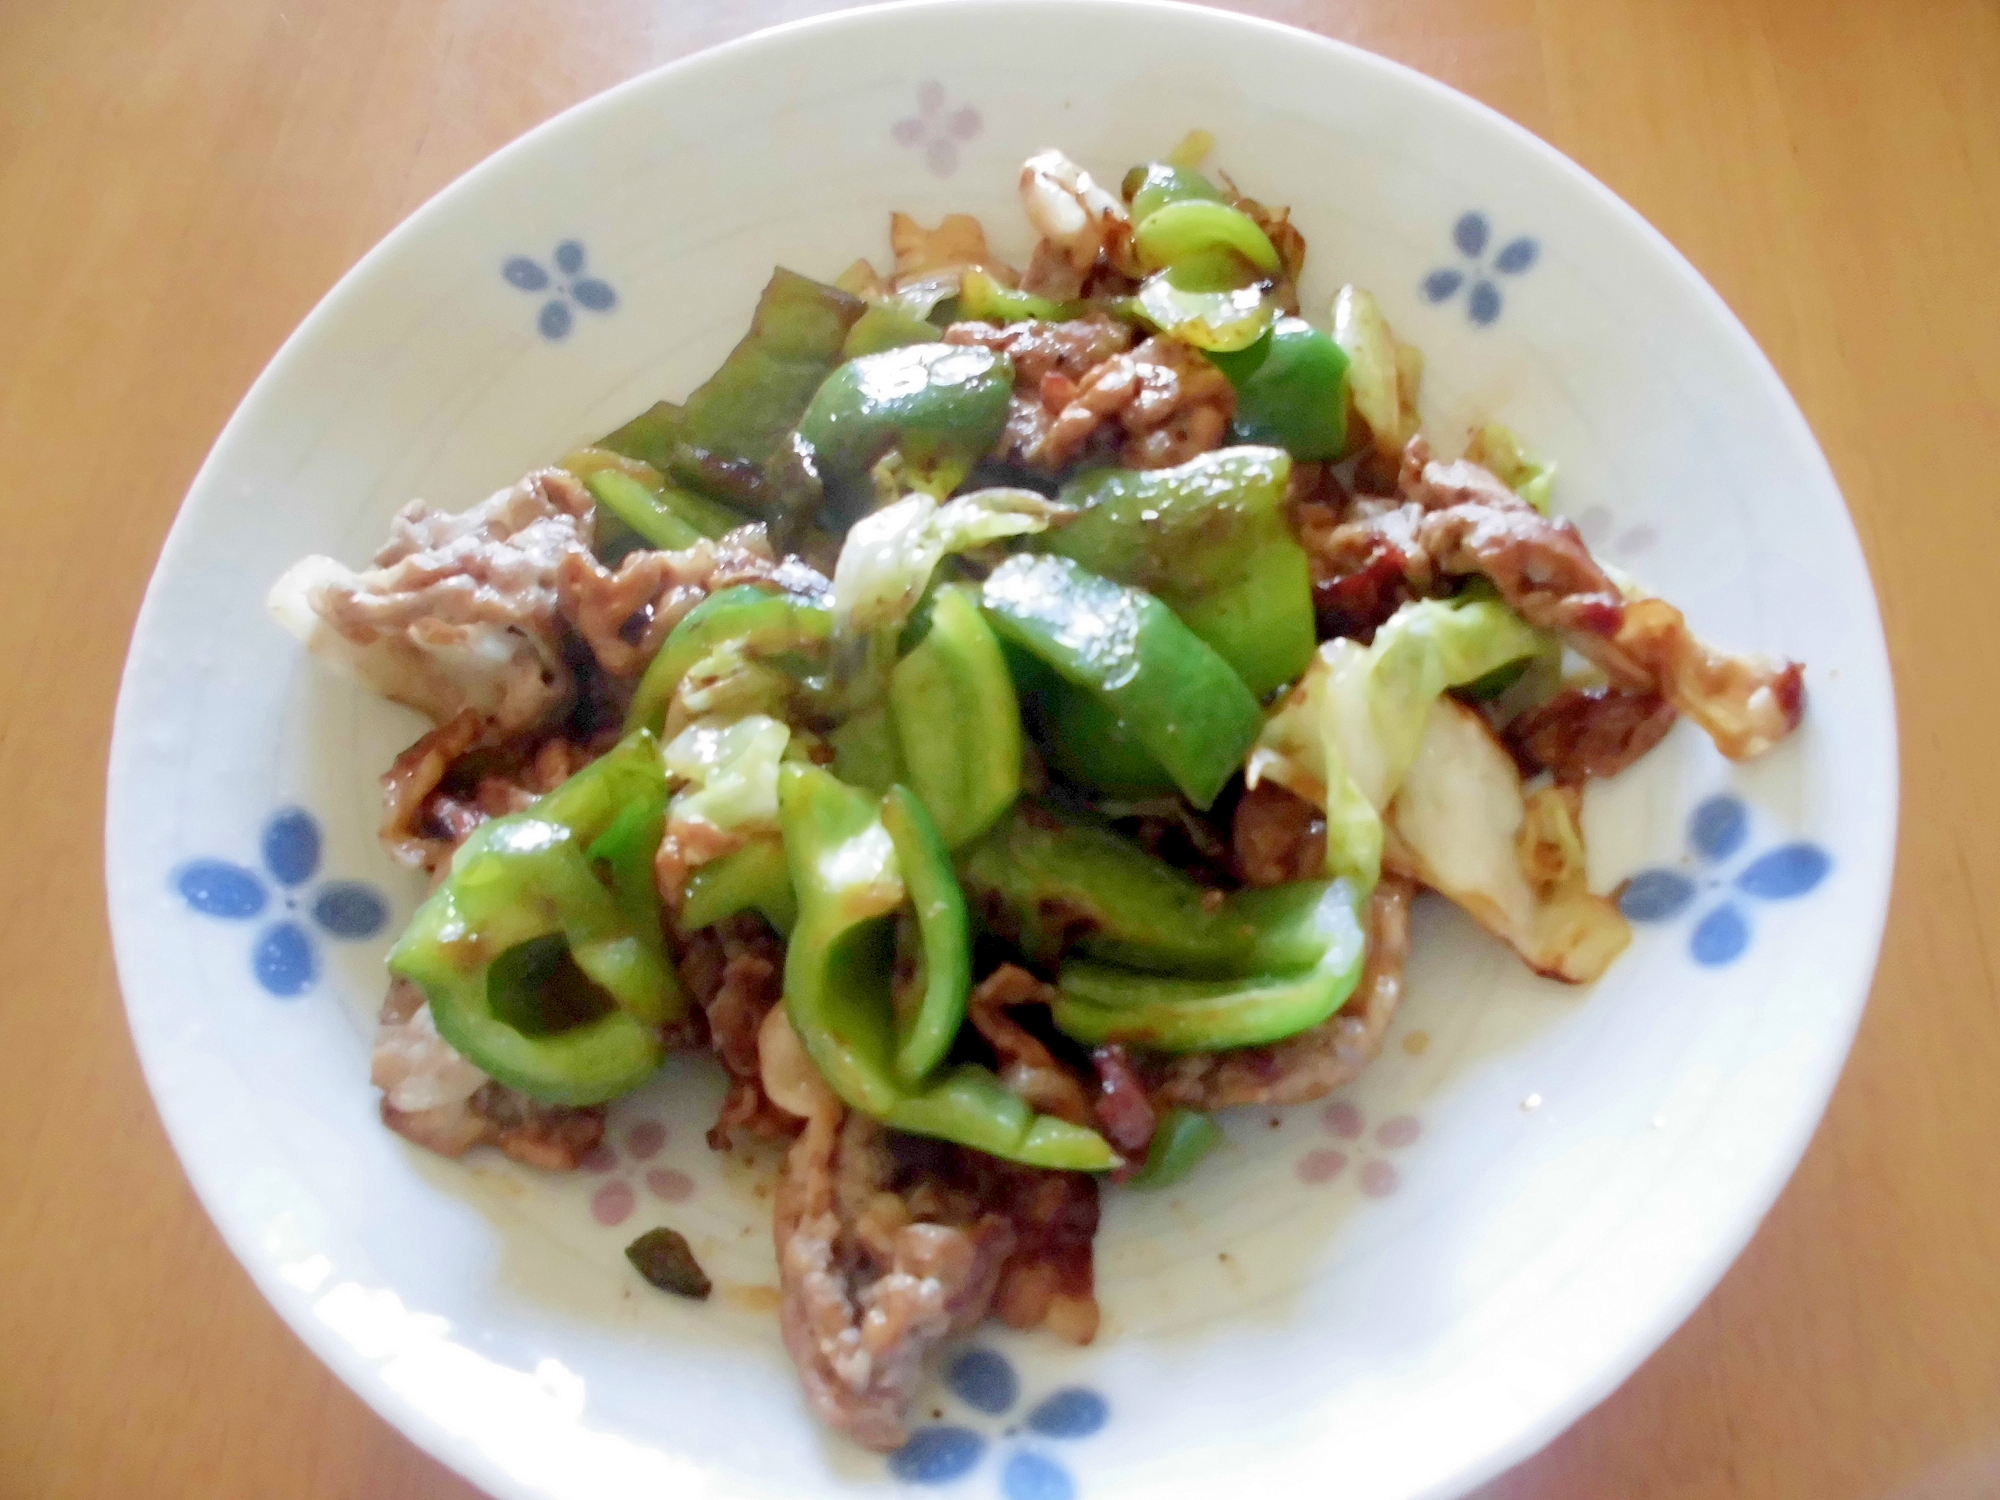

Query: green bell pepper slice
[1131,274,1274,354]
[388,816,672,1105]
[625,584,832,736]
[957,802,1340,976]
[842,302,941,358]
[1044,446,1314,697]
[829,704,908,796]
[666,267,866,512]
[584,469,705,553]
[1051,880,1368,1051]
[793,342,1015,527]
[779,765,1116,1170]
[881,785,971,1083]
[678,835,797,935]
[1039,680,1175,799]
[1205,318,1350,463]
[594,400,684,474]
[1126,1108,1224,1189]
[888,585,1023,848]
[980,553,1262,809]
[956,267,1085,325]
[1132,198,1282,280]
[585,798,669,957]
[1122,161,1230,224]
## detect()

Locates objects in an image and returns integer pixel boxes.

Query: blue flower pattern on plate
[1421,212,1539,326]
[504,240,617,340]
[1618,793,1831,966]
[174,808,390,996]
[889,1347,1108,1498]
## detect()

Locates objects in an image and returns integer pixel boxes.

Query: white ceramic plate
[105,4,1897,1498]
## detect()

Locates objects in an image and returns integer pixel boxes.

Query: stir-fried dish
[270,137,1804,1450]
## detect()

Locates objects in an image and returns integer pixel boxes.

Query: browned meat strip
[555,528,828,679]
[944,313,1136,387]
[1089,1044,1157,1160]
[371,977,605,1168]
[1290,487,1437,642]
[1398,438,1804,759]
[967,966,1095,1127]
[1034,335,1236,471]
[1146,876,1415,1110]
[679,915,798,1148]
[1232,781,1328,887]
[1402,444,1627,641]
[379,722,607,875]
[773,1108,1016,1451]
[379,708,485,870]
[1506,686,1678,784]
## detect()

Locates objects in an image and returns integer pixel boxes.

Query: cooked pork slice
[967,966,1095,1128]
[269,469,594,735]
[1505,685,1678,784]
[555,527,828,678]
[1398,439,1804,760]
[680,914,798,1148]
[772,1105,1016,1451]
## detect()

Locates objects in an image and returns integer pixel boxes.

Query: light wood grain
[2,0,1995,1495]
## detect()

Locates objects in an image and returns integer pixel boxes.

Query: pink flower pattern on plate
[582,1111,696,1227]
[1296,1101,1421,1196]
[891,81,981,177]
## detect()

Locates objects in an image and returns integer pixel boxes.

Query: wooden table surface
[4,0,1997,1495]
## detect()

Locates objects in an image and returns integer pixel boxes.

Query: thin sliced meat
[773,1107,1016,1451]
[555,527,828,678]
[371,977,605,1169]
[1506,686,1678,784]
[269,468,593,735]
[379,708,485,870]
[680,915,798,1148]
[1232,781,1328,888]
[1399,438,1804,760]
[1146,876,1414,1110]
[967,966,1096,1128]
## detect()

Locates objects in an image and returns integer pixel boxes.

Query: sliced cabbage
[664,713,791,839]
[1249,594,1547,887]
[830,486,1071,641]
[1386,699,1629,982]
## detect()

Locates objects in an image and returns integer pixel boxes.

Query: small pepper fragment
[625,1227,712,1300]
[793,342,1015,527]
[888,585,1023,848]
[1044,446,1314,697]
[980,554,1262,810]
[842,302,944,358]
[1125,1108,1224,1189]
